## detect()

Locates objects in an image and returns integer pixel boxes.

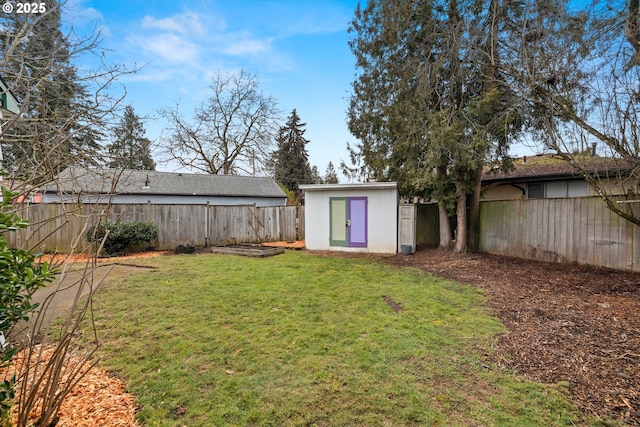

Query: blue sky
[63,0,361,177]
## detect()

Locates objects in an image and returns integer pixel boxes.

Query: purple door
[348,197,367,247]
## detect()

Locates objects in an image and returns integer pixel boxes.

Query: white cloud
[125,5,310,83]
[131,33,199,64]
[222,37,272,57]
[141,11,206,36]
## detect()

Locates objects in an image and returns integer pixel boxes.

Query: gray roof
[46,167,286,198]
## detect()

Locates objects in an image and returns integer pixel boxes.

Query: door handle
[346,220,351,227]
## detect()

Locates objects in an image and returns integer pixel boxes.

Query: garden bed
[207,244,284,257]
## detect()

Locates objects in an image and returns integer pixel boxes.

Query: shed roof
[45,167,286,198]
[299,182,397,191]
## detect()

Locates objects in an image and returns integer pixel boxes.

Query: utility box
[398,204,416,254]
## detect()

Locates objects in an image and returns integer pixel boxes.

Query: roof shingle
[46,167,286,198]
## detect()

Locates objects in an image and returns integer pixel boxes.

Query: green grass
[85,251,593,426]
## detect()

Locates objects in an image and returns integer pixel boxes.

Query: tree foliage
[310,165,323,184]
[106,105,155,170]
[323,161,339,184]
[0,0,112,179]
[87,221,158,257]
[508,0,640,226]
[346,0,524,252]
[273,109,312,192]
[157,70,279,175]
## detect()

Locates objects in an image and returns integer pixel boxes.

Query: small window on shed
[527,183,544,198]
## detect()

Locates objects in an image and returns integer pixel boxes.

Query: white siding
[302,183,398,254]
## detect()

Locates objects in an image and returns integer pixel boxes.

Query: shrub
[0,187,54,425]
[87,221,158,257]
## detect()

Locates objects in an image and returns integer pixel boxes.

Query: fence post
[205,202,210,247]
[252,203,260,243]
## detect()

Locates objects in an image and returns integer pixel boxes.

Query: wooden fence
[479,196,640,272]
[416,203,440,245]
[7,203,304,253]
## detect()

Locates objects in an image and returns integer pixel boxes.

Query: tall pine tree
[0,0,104,178]
[107,105,155,170]
[346,0,524,252]
[324,162,338,184]
[274,109,312,193]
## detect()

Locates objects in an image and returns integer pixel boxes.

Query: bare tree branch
[156,70,280,175]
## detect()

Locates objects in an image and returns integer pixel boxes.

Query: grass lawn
[87,251,591,426]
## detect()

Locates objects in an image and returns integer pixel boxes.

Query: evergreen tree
[310,165,323,184]
[274,109,312,192]
[107,105,155,170]
[323,161,338,184]
[0,0,105,177]
[346,0,524,251]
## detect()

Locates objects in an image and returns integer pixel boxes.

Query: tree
[0,3,133,425]
[507,0,640,227]
[0,188,54,425]
[0,0,106,179]
[346,0,523,252]
[310,165,323,184]
[324,161,339,184]
[273,109,312,192]
[107,105,155,170]
[157,70,280,175]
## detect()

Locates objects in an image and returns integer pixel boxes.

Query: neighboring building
[0,76,20,180]
[41,167,287,206]
[300,182,399,254]
[481,154,637,200]
[0,76,19,117]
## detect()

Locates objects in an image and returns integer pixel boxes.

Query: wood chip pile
[1,346,139,427]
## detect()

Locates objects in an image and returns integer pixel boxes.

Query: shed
[300,182,399,254]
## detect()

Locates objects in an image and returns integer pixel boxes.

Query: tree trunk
[467,167,482,252]
[454,180,467,254]
[438,203,452,249]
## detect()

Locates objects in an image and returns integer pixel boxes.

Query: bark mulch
[387,245,640,425]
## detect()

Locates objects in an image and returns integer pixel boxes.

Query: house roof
[45,167,286,198]
[482,154,631,184]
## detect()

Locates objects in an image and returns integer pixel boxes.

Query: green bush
[87,221,158,257]
[0,187,54,424]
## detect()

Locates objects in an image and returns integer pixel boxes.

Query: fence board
[6,203,299,252]
[480,196,640,272]
[416,203,440,245]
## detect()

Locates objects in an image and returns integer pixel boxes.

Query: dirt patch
[382,295,404,312]
[384,245,640,425]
